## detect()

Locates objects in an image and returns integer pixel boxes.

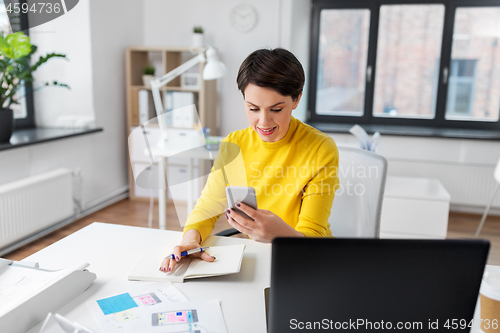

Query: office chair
[328,147,387,238]
[474,157,500,238]
[216,146,388,238]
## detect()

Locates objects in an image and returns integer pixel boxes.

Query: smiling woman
[160,48,340,274]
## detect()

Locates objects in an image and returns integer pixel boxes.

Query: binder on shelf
[164,91,173,127]
[138,90,156,125]
[171,92,195,128]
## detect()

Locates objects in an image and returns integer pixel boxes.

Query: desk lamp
[150,47,226,148]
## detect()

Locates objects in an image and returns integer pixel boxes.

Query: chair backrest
[494,157,500,183]
[328,146,388,238]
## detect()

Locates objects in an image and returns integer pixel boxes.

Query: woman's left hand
[225,202,304,243]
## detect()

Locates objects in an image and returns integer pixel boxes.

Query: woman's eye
[250,108,259,111]
[271,109,282,112]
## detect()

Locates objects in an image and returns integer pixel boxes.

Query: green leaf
[0,34,9,49]
[31,52,67,72]
[2,32,31,60]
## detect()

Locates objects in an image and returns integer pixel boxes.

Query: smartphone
[226,186,258,220]
[151,310,198,326]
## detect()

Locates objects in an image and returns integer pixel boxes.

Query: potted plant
[192,26,204,48]
[0,31,68,143]
[142,64,155,87]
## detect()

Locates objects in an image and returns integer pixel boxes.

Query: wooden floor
[4,199,500,265]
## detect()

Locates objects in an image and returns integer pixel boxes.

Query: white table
[25,222,271,333]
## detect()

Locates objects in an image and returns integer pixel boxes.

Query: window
[316,9,370,117]
[445,6,500,122]
[0,0,35,128]
[309,0,500,131]
[373,4,445,119]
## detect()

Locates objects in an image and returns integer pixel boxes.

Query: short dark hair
[236,48,305,101]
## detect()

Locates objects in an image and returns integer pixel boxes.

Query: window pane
[373,4,445,119]
[445,7,500,122]
[316,9,370,116]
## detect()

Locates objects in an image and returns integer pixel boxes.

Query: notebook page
[128,247,192,283]
[185,244,246,279]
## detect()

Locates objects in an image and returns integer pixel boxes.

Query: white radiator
[0,168,75,249]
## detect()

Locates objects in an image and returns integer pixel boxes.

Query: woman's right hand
[159,229,215,273]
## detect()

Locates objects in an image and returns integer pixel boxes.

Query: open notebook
[128,244,246,283]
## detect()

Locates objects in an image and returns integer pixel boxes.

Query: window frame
[5,0,35,129]
[308,0,500,131]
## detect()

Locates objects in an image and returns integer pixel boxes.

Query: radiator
[0,168,75,249]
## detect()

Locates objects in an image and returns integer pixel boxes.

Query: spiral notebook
[128,244,246,283]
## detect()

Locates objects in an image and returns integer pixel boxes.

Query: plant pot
[192,33,205,48]
[142,75,154,87]
[0,108,13,143]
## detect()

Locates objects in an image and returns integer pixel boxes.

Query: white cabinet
[380,176,451,239]
[129,126,202,201]
[167,165,200,201]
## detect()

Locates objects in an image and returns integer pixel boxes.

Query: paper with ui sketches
[128,244,246,283]
[96,293,138,315]
[87,282,189,333]
[349,124,380,152]
[147,299,228,333]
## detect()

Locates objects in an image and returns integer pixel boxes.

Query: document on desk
[87,283,228,333]
[128,244,246,283]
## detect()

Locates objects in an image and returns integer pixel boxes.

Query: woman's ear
[292,92,303,110]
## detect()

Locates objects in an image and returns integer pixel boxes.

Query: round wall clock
[230,4,258,33]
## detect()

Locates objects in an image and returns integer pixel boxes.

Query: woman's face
[244,83,302,142]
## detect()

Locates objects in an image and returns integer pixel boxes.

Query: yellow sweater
[183,116,339,242]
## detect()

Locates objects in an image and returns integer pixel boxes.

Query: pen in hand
[164,247,210,260]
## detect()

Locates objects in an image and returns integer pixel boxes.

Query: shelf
[125,46,218,201]
[127,46,205,53]
[130,85,200,93]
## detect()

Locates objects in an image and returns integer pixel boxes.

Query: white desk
[20,222,492,333]
[24,222,271,333]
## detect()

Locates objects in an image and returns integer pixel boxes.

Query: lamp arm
[150,52,206,145]
[156,52,206,88]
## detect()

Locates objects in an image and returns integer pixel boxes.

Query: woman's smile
[257,126,277,136]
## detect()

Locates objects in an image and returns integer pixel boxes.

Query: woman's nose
[259,111,272,126]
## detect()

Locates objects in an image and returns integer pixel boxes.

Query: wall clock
[230,4,258,33]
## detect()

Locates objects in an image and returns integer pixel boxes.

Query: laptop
[268,238,489,332]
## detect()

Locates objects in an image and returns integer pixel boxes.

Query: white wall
[281,0,312,122]
[30,0,95,127]
[0,0,143,209]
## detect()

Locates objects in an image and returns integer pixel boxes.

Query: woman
[160,47,339,272]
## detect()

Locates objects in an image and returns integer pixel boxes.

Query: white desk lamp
[150,47,226,148]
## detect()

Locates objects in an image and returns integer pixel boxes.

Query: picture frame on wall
[180,73,200,89]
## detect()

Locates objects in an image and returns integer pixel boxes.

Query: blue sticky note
[97,293,138,315]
